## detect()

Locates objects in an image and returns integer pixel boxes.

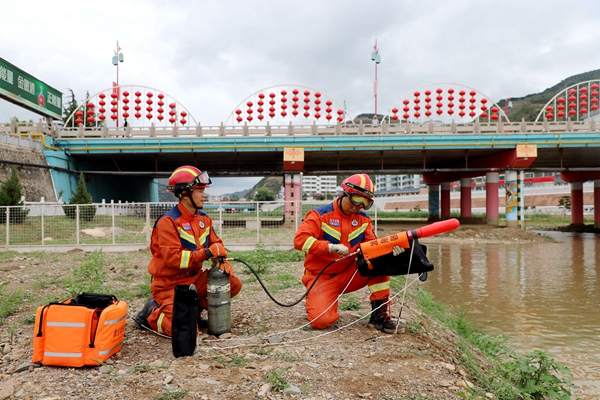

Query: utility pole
[371,40,381,117]
[112,41,124,127]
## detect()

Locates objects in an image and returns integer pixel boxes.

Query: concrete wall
[0,144,57,202]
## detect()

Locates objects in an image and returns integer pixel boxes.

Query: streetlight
[371,40,381,118]
[112,41,124,127]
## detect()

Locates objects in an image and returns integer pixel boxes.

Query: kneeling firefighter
[295,174,416,333]
[134,166,243,340]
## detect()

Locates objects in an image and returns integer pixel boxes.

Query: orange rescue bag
[32,293,127,367]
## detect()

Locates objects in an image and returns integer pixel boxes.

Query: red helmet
[341,174,375,209]
[341,174,374,198]
[167,166,212,197]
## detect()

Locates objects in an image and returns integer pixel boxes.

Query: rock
[149,360,165,368]
[441,362,455,371]
[99,365,112,374]
[13,362,42,373]
[283,385,302,395]
[257,383,272,397]
[81,229,106,237]
[0,378,14,400]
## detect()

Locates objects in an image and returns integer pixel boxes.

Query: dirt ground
[0,224,551,400]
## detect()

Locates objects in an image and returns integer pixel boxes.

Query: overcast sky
[2,0,600,194]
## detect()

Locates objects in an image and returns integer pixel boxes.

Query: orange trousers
[301,267,390,330]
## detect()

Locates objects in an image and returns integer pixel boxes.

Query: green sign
[0,57,62,120]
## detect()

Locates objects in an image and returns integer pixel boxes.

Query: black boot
[133,297,159,330]
[368,298,401,334]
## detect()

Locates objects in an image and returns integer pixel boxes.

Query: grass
[411,288,581,399]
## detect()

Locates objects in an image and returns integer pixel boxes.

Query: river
[421,231,600,399]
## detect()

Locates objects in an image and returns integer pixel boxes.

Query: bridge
[4,82,600,229]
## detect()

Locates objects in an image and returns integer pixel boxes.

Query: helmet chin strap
[338,196,352,216]
[181,191,201,210]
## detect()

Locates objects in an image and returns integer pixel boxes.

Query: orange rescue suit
[294,199,391,329]
[146,203,242,336]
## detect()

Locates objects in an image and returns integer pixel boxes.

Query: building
[301,175,337,197]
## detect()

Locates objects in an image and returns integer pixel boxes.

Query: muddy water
[421,232,600,399]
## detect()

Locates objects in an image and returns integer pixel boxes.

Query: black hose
[229,256,346,307]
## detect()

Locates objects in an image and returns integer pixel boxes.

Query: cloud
[2,0,600,125]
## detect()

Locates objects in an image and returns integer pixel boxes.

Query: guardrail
[5,118,599,140]
[0,131,43,151]
[52,119,600,139]
[1,200,381,252]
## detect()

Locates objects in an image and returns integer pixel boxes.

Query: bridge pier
[505,170,519,228]
[486,172,499,225]
[284,174,302,224]
[427,184,440,221]
[460,178,472,219]
[441,182,451,219]
[570,182,584,226]
[596,181,600,230]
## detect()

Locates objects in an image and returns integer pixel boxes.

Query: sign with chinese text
[0,57,62,120]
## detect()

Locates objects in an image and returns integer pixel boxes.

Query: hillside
[500,68,600,122]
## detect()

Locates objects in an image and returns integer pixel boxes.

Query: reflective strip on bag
[103,314,126,325]
[98,340,123,356]
[44,351,83,358]
[47,322,85,327]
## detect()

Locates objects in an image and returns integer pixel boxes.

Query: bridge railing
[5,117,600,140]
[49,119,600,140]
[0,200,383,252]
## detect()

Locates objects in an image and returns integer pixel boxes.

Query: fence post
[41,204,45,246]
[146,202,151,245]
[112,201,116,245]
[256,201,260,245]
[76,205,80,246]
[5,207,9,250]
[218,202,223,237]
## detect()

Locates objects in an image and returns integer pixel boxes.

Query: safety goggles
[191,171,211,186]
[347,193,374,210]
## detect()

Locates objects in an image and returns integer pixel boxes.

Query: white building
[302,175,337,196]
[375,174,421,192]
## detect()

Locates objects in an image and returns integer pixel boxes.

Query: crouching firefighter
[133,165,243,337]
[294,174,414,334]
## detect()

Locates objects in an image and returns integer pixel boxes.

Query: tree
[63,172,96,221]
[0,166,30,224]
[63,89,80,128]
[254,187,275,201]
[558,195,571,211]
[230,194,240,201]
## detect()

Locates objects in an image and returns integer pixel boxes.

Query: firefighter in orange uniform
[134,166,243,337]
[294,173,403,333]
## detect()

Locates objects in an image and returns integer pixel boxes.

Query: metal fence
[0,201,380,253]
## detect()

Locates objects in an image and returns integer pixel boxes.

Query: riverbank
[0,225,579,399]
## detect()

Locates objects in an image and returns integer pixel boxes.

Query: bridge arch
[225,84,349,126]
[535,79,600,122]
[63,85,197,129]
[383,82,509,124]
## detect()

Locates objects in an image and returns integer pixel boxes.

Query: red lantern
[546,106,554,121]
[491,107,498,121]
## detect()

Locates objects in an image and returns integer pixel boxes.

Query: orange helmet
[167,166,211,197]
[341,173,375,209]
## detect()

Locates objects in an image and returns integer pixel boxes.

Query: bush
[0,166,30,224]
[62,172,96,222]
